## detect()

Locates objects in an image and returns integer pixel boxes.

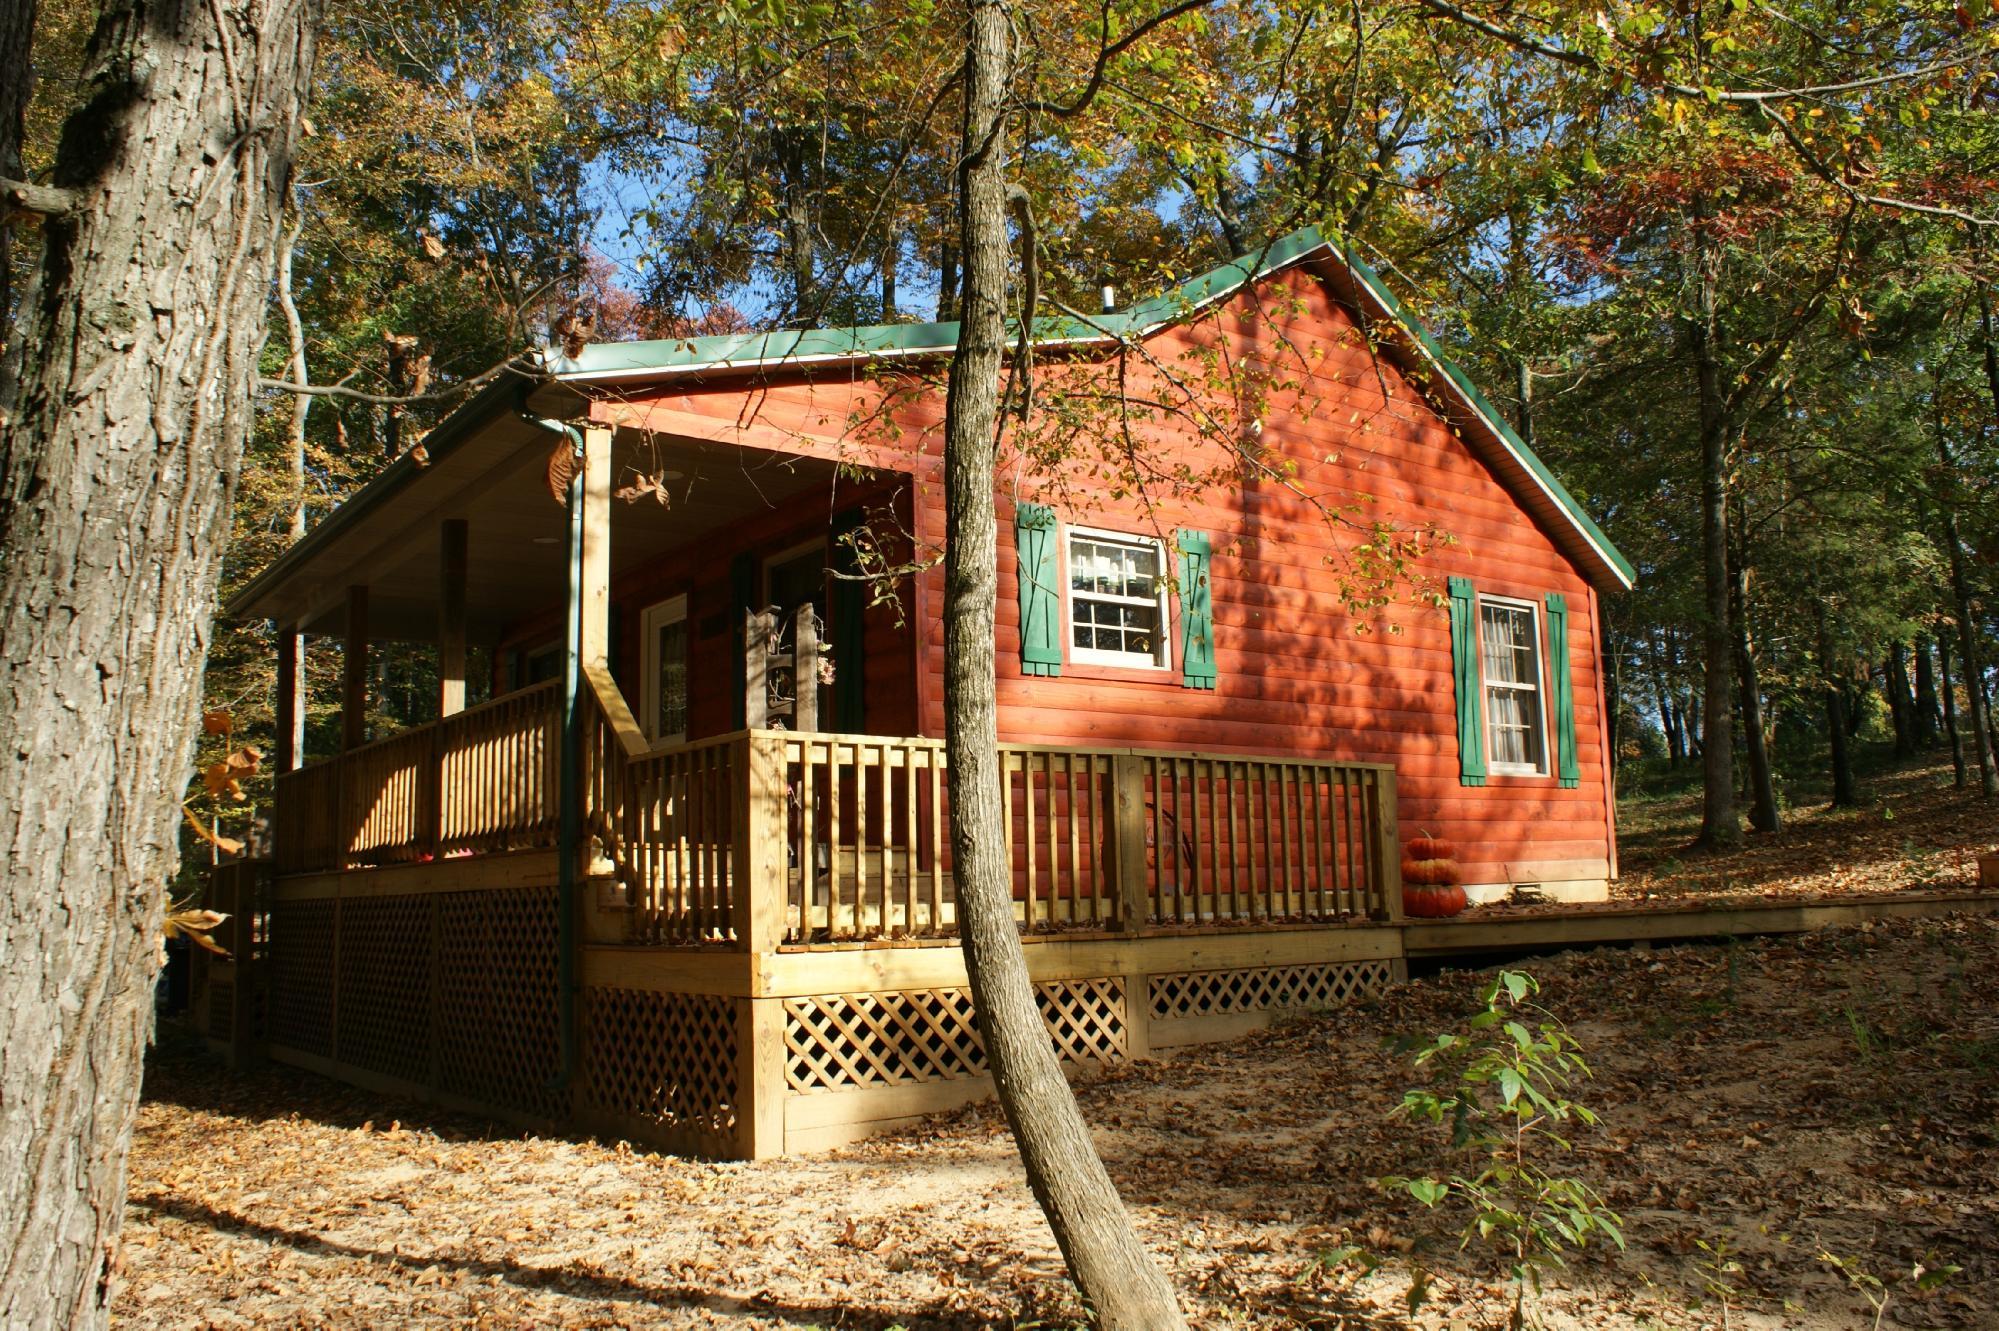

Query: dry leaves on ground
[120,912,1999,1329]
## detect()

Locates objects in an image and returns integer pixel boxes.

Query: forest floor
[120,908,1999,1329]
[1610,752,1992,902]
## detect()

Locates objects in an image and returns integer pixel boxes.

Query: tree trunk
[1816,609,1858,808]
[1940,631,1967,788]
[1735,613,1779,831]
[937,6,1185,1327]
[1730,505,1778,832]
[0,0,34,336]
[1884,642,1916,759]
[1936,427,1996,797]
[0,1,318,1325]
[1914,635,1942,748]
[1688,216,1739,848]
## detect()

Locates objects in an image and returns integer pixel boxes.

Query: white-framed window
[1477,595,1548,775]
[1064,525,1172,670]
[639,594,689,744]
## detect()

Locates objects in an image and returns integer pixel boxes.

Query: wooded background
[15,0,1996,868]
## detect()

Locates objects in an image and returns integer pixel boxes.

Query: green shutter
[831,509,867,731]
[730,551,757,729]
[1016,502,1063,677]
[1448,576,1488,787]
[1546,592,1581,788]
[1177,530,1217,690]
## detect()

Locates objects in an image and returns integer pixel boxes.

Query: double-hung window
[1477,596,1547,774]
[1065,526,1171,670]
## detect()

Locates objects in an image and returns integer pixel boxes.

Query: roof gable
[547,227,1633,591]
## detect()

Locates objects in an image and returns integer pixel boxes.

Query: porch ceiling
[227,402,843,642]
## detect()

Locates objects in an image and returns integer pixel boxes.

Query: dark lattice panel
[1149,960,1392,1020]
[335,894,435,1083]
[266,898,336,1055]
[206,978,234,1042]
[436,887,565,1120]
[784,977,1127,1093]
[582,989,739,1148]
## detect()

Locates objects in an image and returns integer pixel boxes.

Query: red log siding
[597,266,1617,888]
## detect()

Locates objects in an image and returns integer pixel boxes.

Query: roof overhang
[228,225,1633,627]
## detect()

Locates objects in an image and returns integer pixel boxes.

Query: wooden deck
[196,804,1999,1163]
[1404,889,1999,956]
[208,663,1999,1160]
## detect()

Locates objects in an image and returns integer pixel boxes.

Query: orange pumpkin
[1403,880,1468,917]
[1401,832,1468,918]
[1404,834,1452,861]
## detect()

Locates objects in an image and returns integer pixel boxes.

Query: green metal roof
[546,224,1634,590]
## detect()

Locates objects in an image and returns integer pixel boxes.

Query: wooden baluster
[928,750,946,934]
[1279,763,1296,916]
[1065,753,1081,924]
[1023,753,1040,931]
[798,740,816,940]
[826,741,843,938]
[1308,766,1326,918]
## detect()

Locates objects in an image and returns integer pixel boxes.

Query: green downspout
[520,402,583,1090]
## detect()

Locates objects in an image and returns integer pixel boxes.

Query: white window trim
[638,594,689,746]
[1062,523,1173,672]
[1476,592,1550,778]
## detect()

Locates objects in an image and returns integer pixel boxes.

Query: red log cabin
[211,227,1635,1157]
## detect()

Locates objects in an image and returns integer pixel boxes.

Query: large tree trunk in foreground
[0,1,317,1325]
[938,4,1185,1326]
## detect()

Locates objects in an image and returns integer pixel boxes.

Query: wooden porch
[223,653,1413,1158]
[213,653,1999,1160]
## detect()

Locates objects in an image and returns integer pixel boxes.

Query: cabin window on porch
[640,595,689,744]
[1065,527,1171,670]
[1477,596,1548,775]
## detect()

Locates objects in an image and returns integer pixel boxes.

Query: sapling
[1383,970,1624,1329]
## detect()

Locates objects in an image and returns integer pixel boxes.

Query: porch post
[342,584,368,750]
[579,424,612,670]
[438,518,468,716]
[275,625,303,772]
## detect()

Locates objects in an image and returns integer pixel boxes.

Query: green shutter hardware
[1546,592,1581,788]
[1016,503,1063,677]
[831,509,868,731]
[1448,575,1488,787]
[1177,530,1217,690]
[730,551,757,729]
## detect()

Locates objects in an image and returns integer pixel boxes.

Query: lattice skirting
[265,887,564,1122]
[784,977,1127,1093]
[1149,960,1392,1021]
[267,898,336,1056]
[581,989,739,1152]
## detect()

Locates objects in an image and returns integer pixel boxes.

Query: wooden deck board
[1403,890,1999,956]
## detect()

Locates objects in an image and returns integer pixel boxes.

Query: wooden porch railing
[278,670,1401,946]
[579,671,1399,947]
[273,681,559,874]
